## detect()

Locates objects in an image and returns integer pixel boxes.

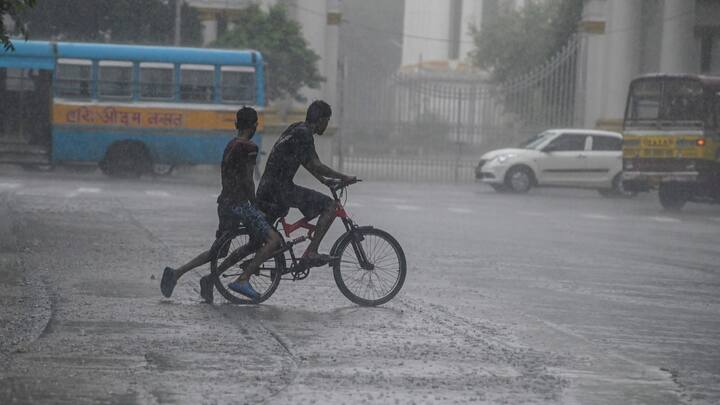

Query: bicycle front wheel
[332,228,406,306]
[210,230,284,304]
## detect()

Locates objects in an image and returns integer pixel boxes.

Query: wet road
[1,169,719,404]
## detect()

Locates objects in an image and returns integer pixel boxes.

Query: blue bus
[0,41,265,176]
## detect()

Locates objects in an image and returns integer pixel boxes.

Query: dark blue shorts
[217,201,272,242]
[256,183,333,221]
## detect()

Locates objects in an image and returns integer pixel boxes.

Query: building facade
[400,0,527,69]
[186,0,340,108]
[578,0,720,129]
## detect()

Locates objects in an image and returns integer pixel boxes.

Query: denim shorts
[217,201,272,242]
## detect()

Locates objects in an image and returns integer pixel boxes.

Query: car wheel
[613,173,637,198]
[598,174,637,198]
[504,166,533,193]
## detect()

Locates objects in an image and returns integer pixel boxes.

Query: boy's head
[236,107,258,133]
[306,100,331,135]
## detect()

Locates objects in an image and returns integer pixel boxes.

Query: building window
[221,66,255,103]
[55,59,92,98]
[700,32,720,74]
[98,61,133,99]
[711,35,720,73]
[140,63,174,100]
[3,68,35,92]
[180,64,214,102]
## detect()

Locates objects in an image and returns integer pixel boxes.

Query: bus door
[0,67,52,147]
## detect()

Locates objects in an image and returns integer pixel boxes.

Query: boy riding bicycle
[256,100,356,267]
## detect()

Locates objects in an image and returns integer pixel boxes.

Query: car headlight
[491,154,515,164]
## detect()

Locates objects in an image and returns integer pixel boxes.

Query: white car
[476,129,629,196]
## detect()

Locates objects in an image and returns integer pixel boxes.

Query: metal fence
[337,35,581,182]
[334,155,477,183]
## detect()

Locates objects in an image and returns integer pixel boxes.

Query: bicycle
[208,179,407,306]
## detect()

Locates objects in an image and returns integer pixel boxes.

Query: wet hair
[235,106,258,130]
[306,100,332,123]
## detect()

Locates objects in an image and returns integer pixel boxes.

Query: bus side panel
[52,128,260,164]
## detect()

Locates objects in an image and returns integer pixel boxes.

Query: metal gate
[337,35,581,182]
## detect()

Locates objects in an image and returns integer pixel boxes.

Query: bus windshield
[625,78,705,128]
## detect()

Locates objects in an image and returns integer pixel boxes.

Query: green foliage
[214,4,323,102]
[20,0,201,46]
[470,0,582,83]
[0,0,36,51]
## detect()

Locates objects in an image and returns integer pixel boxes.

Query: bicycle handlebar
[326,178,362,192]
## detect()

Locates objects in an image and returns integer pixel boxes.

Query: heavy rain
[1,0,719,404]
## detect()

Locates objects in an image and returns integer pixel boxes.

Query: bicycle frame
[269,183,373,280]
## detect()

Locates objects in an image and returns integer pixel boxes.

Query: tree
[214,4,323,102]
[470,0,582,83]
[20,0,201,46]
[0,0,36,51]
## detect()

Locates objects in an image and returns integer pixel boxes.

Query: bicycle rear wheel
[332,228,406,306]
[210,230,284,304]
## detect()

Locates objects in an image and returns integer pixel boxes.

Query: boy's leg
[227,204,281,300]
[161,250,211,298]
[234,230,281,283]
[175,250,213,279]
[200,239,261,303]
[288,186,336,263]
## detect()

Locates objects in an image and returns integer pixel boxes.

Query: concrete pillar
[601,0,642,125]
[458,0,483,61]
[295,0,327,103]
[324,0,341,109]
[402,0,452,67]
[199,10,219,46]
[576,0,608,128]
[660,0,698,73]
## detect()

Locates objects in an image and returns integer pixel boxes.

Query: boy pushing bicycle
[160,107,281,303]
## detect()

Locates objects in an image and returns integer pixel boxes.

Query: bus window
[55,59,92,98]
[661,79,703,123]
[221,66,255,103]
[140,62,174,100]
[180,64,214,102]
[627,80,661,122]
[98,61,132,99]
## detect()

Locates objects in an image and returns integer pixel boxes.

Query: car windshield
[521,131,555,150]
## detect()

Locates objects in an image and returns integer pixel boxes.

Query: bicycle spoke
[334,229,405,306]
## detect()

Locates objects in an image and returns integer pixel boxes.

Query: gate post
[454,87,463,183]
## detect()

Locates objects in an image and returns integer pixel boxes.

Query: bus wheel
[658,182,687,211]
[100,141,152,178]
[152,164,175,176]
